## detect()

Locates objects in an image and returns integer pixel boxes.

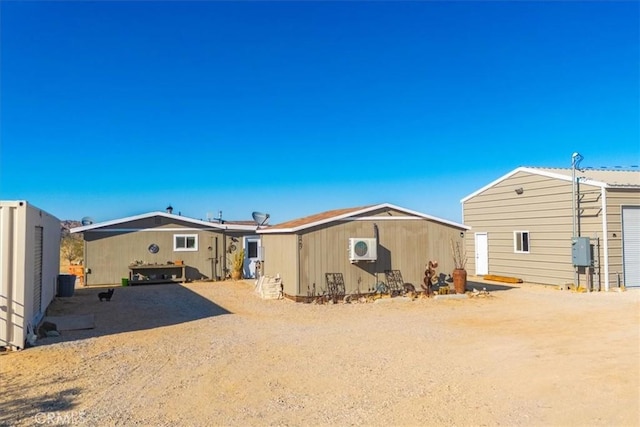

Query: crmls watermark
[34,410,87,425]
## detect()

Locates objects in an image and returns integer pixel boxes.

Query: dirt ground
[1,278,638,427]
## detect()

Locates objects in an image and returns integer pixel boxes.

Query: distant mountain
[61,220,82,236]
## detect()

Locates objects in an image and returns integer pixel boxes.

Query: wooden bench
[129,264,186,285]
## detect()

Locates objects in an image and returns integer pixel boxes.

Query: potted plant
[230,248,245,280]
[450,239,467,294]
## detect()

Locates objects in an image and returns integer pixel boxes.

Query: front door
[475,232,488,275]
[243,236,261,279]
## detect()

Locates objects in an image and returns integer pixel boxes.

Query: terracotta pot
[231,270,242,280]
[452,269,467,294]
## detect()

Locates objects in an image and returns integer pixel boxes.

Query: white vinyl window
[514,231,530,253]
[174,234,198,251]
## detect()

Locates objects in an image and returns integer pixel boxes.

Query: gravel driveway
[1,279,638,426]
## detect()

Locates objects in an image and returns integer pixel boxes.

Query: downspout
[222,229,227,279]
[373,224,379,288]
[296,234,302,297]
[83,238,88,286]
[210,236,216,281]
[215,236,219,280]
[601,187,610,291]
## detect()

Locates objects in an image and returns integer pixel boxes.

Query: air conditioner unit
[348,238,377,262]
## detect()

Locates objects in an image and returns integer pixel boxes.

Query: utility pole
[571,152,583,288]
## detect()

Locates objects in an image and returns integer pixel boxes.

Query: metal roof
[461,166,640,202]
[535,167,640,188]
[258,203,469,234]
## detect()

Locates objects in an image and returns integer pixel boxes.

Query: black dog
[98,288,114,302]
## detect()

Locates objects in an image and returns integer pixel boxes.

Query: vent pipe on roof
[166,205,173,214]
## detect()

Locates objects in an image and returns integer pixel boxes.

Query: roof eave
[259,202,469,233]
[460,166,613,203]
[605,184,640,190]
[70,211,257,233]
[258,204,386,234]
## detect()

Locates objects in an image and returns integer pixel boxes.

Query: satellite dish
[252,211,270,227]
[81,216,94,226]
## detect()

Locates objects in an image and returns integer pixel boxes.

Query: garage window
[514,231,530,253]
[174,234,198,251]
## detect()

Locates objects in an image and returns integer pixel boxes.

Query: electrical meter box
[572,237,592,267]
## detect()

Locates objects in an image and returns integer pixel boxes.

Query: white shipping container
[0,201,60,350]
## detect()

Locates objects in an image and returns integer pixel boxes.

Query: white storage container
[1,201,60,350]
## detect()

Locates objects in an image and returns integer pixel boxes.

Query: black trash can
[57,274,76,297]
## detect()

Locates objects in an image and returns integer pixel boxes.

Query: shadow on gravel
[466,280,516,292]
[0,374,82,426]
[35,284,231,345]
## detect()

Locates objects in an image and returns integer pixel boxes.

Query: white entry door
[475,232,488,275]
[243,236,261,279]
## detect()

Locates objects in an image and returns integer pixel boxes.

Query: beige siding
[84,217,230,285]
[252,203,472,298]
[266,215,465,298]
[463,170,607,286]
[603,188,640,287]
[261,234,298,296]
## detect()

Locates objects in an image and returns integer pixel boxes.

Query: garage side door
[622,206,640,288]
[475,232,488,275]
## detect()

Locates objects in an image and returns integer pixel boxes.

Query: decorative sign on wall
[148,243,160,254]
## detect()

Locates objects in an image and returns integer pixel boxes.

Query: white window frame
[514,231,530,254]
[174,234,198,252]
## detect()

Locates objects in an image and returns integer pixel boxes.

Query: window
[247,241,258,258]
[174,234,198,251]
[514,231,530,253]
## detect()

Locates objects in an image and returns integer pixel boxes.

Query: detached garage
[1,201,61,350]
[258,203,469,300]
[462,167,640,290]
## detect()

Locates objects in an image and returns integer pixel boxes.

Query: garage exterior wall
[463,171,606,286]
[82,216,247,285]
[0,201,60,349]
[463,169,640,289]
[263,207,466,298]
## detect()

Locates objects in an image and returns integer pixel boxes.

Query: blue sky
[1,1,638,224]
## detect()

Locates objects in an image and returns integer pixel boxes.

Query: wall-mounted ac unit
[348,237,377,262]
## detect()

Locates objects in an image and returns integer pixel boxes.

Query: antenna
[252,211,270,228]
[571,152,584,171]
[81,216,94,226]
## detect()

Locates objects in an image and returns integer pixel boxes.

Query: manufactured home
[71,210,261,285]
[462,167,640,290]
[258,203,469,300]
[1,201,61,350]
